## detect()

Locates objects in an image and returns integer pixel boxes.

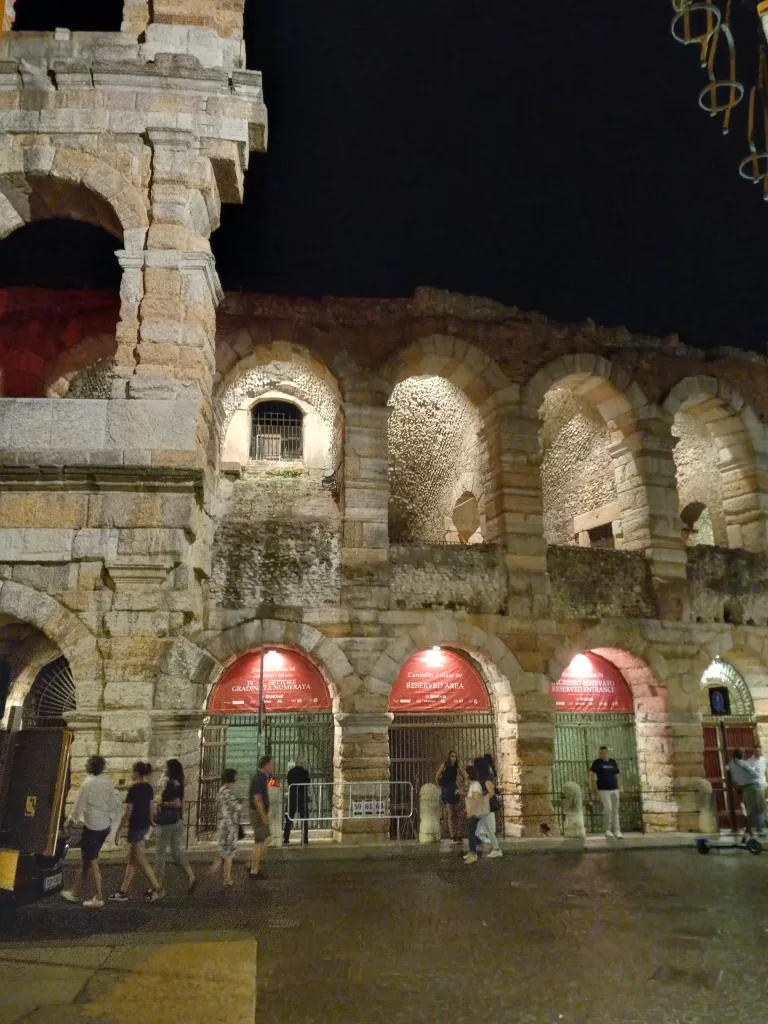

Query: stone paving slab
[0,933,257,1024]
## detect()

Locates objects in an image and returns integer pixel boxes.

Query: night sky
[2,1,767,350]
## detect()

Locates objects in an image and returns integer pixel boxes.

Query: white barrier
[286,781,414,825]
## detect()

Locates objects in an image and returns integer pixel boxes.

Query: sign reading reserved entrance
[209,649,332,714]
[388,649,491,713]
[549,652,633,714]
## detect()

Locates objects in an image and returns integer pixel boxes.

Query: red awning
[388,648,491,713]
[208,648,332,714]
[549,652,634,714]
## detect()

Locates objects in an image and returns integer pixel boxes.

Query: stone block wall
[547,546,656,620]
[389,544,507,614]
[688,546,768,626]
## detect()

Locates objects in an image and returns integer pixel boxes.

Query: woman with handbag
[210,768,241,887]
[473,756,503,858]
[435,750,466,843]
[151,759,196,898]
[463,764,488,864]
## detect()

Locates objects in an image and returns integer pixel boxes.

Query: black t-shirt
[126,782,153,830]
[590,759,620,791]
[286,765,310,812]
[158,778,184,824]
[250,770,270,813]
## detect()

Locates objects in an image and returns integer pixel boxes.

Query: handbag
[465,791,490,818]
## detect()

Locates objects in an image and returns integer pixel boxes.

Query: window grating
[250,401,303,461]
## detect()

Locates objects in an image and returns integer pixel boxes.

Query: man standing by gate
[249,755,273,879]
[284,760,310,845]
[589,746,623,839]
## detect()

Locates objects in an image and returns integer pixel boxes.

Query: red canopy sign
[549,652,633,714]
[209,648,331,714]
[388,649,491,713]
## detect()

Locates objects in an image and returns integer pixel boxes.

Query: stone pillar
[500,691,555,838]
[485,403,549,620]
[333,711,392,843]
[721,449,766,552]
[341,405,390,610]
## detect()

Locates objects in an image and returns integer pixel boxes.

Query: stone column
[721,449,766,552]
[503,691,556,838]
[341,405,390,611]
[333,712,393,843]
[484,402,548,619]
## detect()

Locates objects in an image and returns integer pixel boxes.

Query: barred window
[250,400,303,461]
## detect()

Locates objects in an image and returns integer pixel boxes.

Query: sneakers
[615,831,624,839]
[83,898,104,909]
[463,852,478,864]
[487,849,503,858]
[605,830,614,838]
[108,891,129,902]
[145,889,165,903]
[61,890,78,903]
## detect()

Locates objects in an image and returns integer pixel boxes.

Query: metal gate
[702,716,759,830]
[389,713,498,839]
[551,712,643,833]
[197,712,334,836]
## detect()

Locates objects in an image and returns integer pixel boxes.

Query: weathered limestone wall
[210,469,341,609]
[687,546,768,626]
[541,389,618,546]
[672,410,727,544]
[389,544,507,613]
[547,546,655,619]
[388,376,486,544]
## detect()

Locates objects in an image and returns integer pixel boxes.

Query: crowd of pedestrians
[60,752,303,907]
[437,751,504,864]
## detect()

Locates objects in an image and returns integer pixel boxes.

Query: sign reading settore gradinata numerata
[549,652,634,714]
[208,649,332,714]
[388,649,491,713]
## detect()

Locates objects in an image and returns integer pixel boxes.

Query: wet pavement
[3,846,768,1023]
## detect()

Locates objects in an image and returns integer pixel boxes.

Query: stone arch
[214,345,344,469]
[378,335,511,407]
[0,148,148,251]
[699,656,755,716]
[371,620,552,836]
[0,580,100,711]
[380,338,503,545]
[548,627,690,830]
[663,376,767,552]
[196,619,362,716]
[525,354,670,554]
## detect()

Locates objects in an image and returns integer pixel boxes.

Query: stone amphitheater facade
[2,2,768,838]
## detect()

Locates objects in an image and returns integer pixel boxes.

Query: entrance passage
[388,647,498,839]
[199,648,334,836]
[700,658,758,830]
[550,653,642,834]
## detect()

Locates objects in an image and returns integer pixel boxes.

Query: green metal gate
[389,713,498,839]
[551,712,643,834]
[197,712,334,836]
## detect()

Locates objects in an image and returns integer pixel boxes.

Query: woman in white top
[61,754,119,908]
[463,764,488,865]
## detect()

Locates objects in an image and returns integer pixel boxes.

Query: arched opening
[681,501,715,547]
[549,651,642,834]
[699,656,758,830]
[11,0,124,32]
[673,412,728,547]
[200,646,335,840]
[0,619,73,731]
[541,388,621,548]
[387,376,487,544]
[21,657,75,729]
[388,647,498,839]
[0,221,120,397]
[448,491,482,545]
[250,399,304,462]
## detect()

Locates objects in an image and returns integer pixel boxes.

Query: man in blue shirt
[589,746,623,839]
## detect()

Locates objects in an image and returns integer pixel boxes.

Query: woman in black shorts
[109,762,163,902]
[61,754,119,908]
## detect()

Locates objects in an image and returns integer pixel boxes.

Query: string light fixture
[671,0,768,198]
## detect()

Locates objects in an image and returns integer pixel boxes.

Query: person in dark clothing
[283,760,311,845]
[589,746,623,839]
[109,761,163,902]
[435,750,466,842]
[249,755,273,878]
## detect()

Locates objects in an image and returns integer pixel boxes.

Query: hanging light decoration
[698,7,744,133]
[738,46,768,195]
[669,0,768,200]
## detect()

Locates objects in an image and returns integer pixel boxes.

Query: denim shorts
[80,826,110,862]
[127,828,149,844]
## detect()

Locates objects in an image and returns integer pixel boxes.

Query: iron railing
[250,409,303,461]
